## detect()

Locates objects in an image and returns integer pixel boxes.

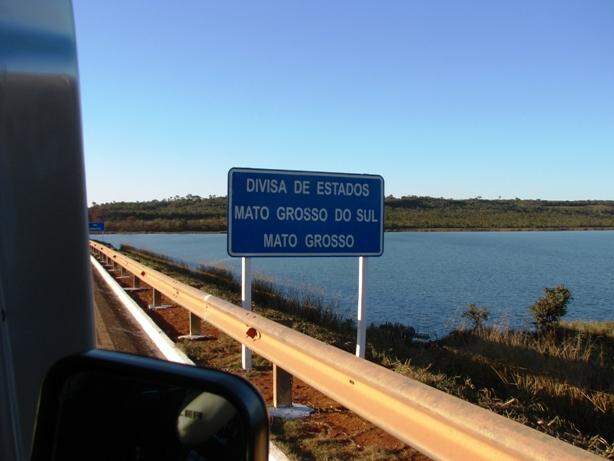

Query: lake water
[96,231,614,337]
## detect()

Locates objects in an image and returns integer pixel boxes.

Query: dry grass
[562,320,614,338]
[422,327,612,457]
[117,244,613,459]
[368,323,613,457]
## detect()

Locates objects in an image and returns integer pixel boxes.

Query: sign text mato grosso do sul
[227,168,384,257]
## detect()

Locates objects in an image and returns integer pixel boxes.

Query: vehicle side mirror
[31,350,268,461]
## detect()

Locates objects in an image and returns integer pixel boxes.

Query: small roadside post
[227,167,384,408]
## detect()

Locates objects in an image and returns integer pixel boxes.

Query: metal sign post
[241,257,253,371]
[356,256,367,358]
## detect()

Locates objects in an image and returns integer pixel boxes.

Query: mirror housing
[31,350,268,461]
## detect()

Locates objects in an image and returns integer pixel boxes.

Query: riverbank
[104,243,613,458]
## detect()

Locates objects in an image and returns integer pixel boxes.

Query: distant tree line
[88,195,614,233]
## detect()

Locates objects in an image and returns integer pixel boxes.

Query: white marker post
[356,256,367,358]
[241,257,253,370]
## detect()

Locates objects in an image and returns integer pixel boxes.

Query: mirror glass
[49,370,245,460]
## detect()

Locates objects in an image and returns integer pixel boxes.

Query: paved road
[92,270,163,359]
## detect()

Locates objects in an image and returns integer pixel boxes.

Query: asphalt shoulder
[92,270,163,359]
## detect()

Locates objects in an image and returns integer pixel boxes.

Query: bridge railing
[89,241,600,461]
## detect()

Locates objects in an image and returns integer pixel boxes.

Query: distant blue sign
[89,222,105,232]
[228,168,384,257]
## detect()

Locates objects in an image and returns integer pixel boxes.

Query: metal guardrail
[89,241,601,461]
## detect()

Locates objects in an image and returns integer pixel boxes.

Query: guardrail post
[152,288,160,306]
[178,312,207,340]
[273,365,293,408]
[241,257,252,371]
[149,288,172,310]
[189,312,201,336]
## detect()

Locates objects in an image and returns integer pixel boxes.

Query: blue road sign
[88,222,105,232]
[228,168,384,257]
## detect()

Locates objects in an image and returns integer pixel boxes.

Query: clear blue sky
[73,1,614,204]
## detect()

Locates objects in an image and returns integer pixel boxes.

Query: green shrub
[462,304,490,330]
[530,285,572,333]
